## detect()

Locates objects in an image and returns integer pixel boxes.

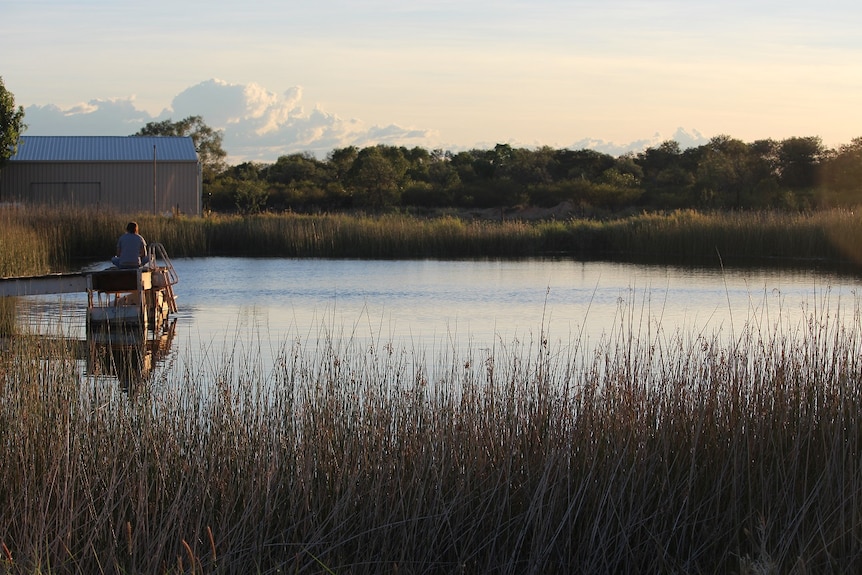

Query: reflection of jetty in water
[85,318,177,388]
[0,243,180,387]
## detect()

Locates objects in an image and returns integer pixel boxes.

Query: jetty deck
[0,243,178,333]
[0,272,89,297]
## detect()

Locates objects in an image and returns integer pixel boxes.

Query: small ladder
[148,242,179,313]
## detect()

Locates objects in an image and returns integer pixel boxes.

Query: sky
[2,0,861,163]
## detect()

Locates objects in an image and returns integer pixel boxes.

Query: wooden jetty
[0,242,178,334]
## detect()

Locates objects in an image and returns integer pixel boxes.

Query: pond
[14,257,862,384]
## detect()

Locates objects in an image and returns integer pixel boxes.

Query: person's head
[126,222,138,234]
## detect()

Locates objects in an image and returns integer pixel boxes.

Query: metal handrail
[148,242,179,285]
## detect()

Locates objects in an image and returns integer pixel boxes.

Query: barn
[0,135,201,215]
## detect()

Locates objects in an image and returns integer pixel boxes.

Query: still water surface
[21,257,862,377]
[179,257,859,342]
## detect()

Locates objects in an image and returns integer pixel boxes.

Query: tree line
[136,117,862,215]
[5,73,861,216]
[206,135,862,215]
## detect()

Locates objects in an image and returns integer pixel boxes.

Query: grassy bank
[1,300,862,573]
[3,206,862,272]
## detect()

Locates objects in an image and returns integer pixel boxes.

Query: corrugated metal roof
[10,136,199,162]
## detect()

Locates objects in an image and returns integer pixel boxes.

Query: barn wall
[0,160,201,215]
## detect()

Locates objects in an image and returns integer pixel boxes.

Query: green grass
[2,298,862,573]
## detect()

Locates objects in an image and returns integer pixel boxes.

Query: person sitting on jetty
[111,221,150,268]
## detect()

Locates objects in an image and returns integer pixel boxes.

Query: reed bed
[4,206,862,269]
[0,208,51,277]
[2,297,862,574]
[602,209,862,266]
[199,213,553,258]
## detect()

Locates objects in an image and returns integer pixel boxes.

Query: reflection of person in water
[111,221,150,268]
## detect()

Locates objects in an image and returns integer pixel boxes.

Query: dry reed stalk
[2,271,862,572]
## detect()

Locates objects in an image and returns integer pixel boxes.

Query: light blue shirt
[116,232,147,266]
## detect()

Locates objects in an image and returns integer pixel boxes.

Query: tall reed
[0,206,51,276]
[4,207,862,267]
[602,209,862,266]
[2,297,862,573]
[7,207,207,267]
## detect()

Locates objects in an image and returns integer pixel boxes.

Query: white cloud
[23,98,155,135]
[570,128,709,157]
[20,78,709,163]
[23,78,441,162]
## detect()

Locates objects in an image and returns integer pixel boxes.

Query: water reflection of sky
[173,258,858,353]
[15,258,862,374]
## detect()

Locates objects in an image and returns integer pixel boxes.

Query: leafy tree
[693,135,755,207]
[134,115,227,183]
[266,152,326,185]
[443,150,482,188]
[347,146,403,209]
[553,148,616,181]
[637,141,695,206]
[178,137,862,214]
[741,139,783,206]
[263,153,342,210]
[233,179,268,214]
[638,140,683,175]
[327,146,359,184]
[0,76,26,169]
[777,136,824,190]
[612,154,644,183]
[748,139,780,180]
[403,146,432,183]
[507,146,555,187]
[462,146,506,182]
[695,149,736,207]
[377,145,411,183]
[491,143,514,173]
[427,154,461,190]
[402,150,459,208]
[820,137,862,199]
[224,161,266,182]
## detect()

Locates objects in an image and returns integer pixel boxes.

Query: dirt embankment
[456,201,579,221]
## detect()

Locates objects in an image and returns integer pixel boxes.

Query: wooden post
[153,144,157,214]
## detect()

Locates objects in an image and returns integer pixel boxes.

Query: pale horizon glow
[2,0,860,162]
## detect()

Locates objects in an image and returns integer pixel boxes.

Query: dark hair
[126,222,138,233]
